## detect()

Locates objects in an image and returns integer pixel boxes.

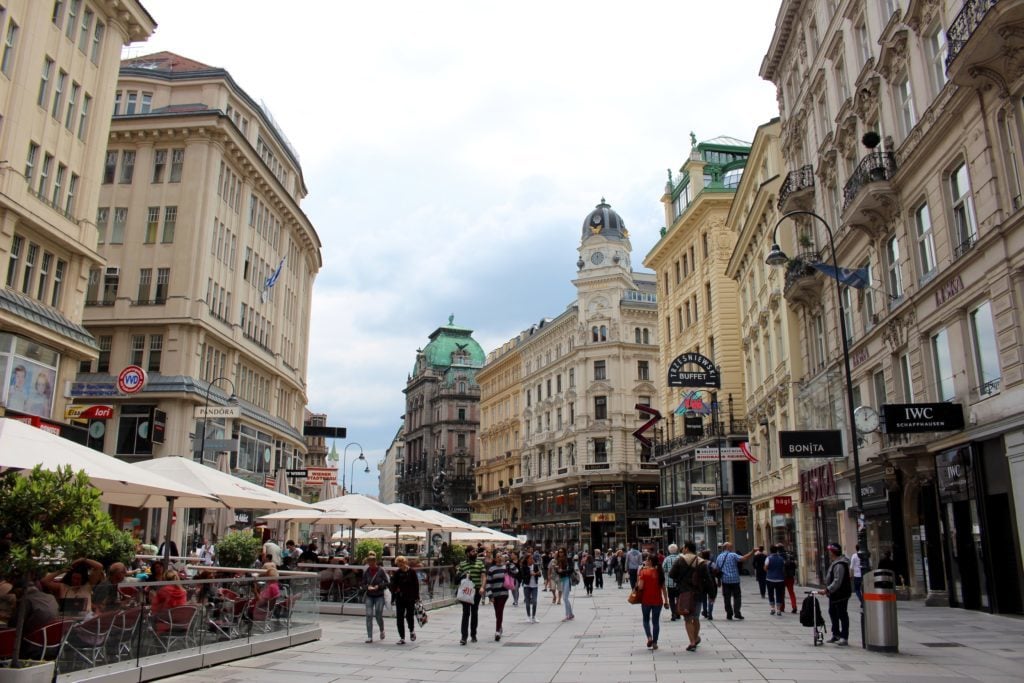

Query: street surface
[165,576,1024,682]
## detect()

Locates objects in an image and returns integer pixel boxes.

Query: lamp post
[342,443,364,495]
[766,209,869,573]
[196,377,237,463]
[350,459,370,495]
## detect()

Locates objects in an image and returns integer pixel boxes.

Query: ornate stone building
[760,0,1024,611]
[398,317,483,521]
[474,336,522,533]
[511,200,661,551]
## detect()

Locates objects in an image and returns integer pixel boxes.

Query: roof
[121,51,215,73]
[417,316,486,373]
[700,135,753,149]
[0,288,96,349]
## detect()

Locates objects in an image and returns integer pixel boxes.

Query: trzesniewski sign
[667,352,720,388]
[779,430,844,458]
[882,403,964,433]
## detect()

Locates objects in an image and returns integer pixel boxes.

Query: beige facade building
[645,137,752,550]
[760,0,1024,611]
[514,201,661,551]
[77,51,321,546]
[473,336,522,531]
[0,1,154,428]
[377,424,403,504]
[724,118,815,580]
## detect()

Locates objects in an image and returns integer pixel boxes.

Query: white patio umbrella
[452,527,518,543]
[0,418,225,561]
[134,456,319,511]
[259,494,422,548]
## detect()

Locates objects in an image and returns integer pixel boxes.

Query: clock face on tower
[591,251,605,265]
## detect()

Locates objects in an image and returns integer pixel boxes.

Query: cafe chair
[21,618,75,661]
[60,610,119,668]
[147,604,199,653]
[0,627,16,663]
[107,607,143,661]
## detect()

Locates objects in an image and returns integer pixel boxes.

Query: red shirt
[637,566,663,606]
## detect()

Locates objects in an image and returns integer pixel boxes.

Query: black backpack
[799,594,823,627]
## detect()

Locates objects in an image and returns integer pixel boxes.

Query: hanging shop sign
[695,447,748,461]
[64,404,114,420]
[773,496,793,514]
[667,352,720,388]
[779,430,843,458]
[882,403,964,433]
[691,483,717,496]
[684,415,704,437]
[800,462,836,504]
[590,513,616,522]
[305,467,338,485]
[859,478,888,505]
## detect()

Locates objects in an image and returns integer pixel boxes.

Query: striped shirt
[457,558,486,588]
[485,563,508,598]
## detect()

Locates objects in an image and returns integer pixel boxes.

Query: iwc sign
[667,352,720,388]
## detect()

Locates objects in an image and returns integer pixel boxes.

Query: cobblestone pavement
[163,576,1024,682]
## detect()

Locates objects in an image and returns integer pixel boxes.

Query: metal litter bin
[863,569,898,652]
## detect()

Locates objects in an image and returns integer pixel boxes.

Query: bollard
[862,568,898,652]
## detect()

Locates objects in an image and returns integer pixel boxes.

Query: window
[886,235,903,299]
[102,150,116,184]
[129,334,145,366]
[1,20,17,76]
[77,93,91,140]
[926,24,948,95]
[36,252,51,301]
[124,91,136,115]
[140,92,151,113]
[97,335,111,373]
[569,368,575,387]
[816,93,829,139]
[37,153,52,198]
[899,352,914,402]
[895,74,915,139]
[970,301,1000,396]
[50,69,67,120]
[51,163,65,207]
[137,268,151,302]
[65,0,79,39]
[37,58,54,108]
[51,259,65,307]
[873,368,886,408]
[863,261,875,324]
[78,8,92,51]
[593,439,608,464]
[25,142,38,184]
[594,395,607,420]
[152,149,166,182]
[931,328,955,401]
[111,207,127,243]
[119,150,135,183]
[637,360,649,380]
[64,82,79,129]
[102,268,119,304]
[5,235,20,287]
[53,1,66,27]
[90,21,104,63]
[951,163,978,256]
[835,58,849,101]
[116,404,154,456]
[594,360,606,381]
[113,90,120,116]
[855,18,871,66]
[20,242,37,294]
[813,313,826,370]
[169,148,184,182]
[915,203,937,279]
[145,207,158,243]
[148,335,162,372]
[96,207,108,244]
[162,206,176,243]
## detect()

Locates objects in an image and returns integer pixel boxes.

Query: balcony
[842,150,898,218]
[777,164,815,213]
[782,251,823,306]
[946,0,1024,88]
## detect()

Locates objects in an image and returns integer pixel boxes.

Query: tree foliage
[354,539,383,564]
[215,531,263,568]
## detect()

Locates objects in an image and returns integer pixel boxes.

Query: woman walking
[521,552,542,623]
[753,546,768,600]
[389,555,419,644]
[362,552,389,643]
[555,548,575,620]
[699,549,717,620]
[593,550,605,590]
[637,552,669,650]
[764,544,787,616]
[548,554,561,604]
[783,546,799,613]
[580,552,596,596]
[506,552,520,607]
[614,549,626,589]
[485,552,510,641]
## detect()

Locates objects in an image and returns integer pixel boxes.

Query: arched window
[635,327,642,343]
[600,325,607,341]
[458,381,466,393]
[592,326,599,342]
[643,328,650,344]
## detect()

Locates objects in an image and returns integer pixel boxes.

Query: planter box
[0,661,56,683]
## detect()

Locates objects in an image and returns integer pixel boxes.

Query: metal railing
[842,151,898,211]
[946,0,997,70]
[777,164,815,210]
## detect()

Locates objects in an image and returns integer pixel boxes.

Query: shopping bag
[414,600,429,626]
[456,577,476,604]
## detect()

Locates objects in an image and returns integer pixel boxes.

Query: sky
[134,0,783,495]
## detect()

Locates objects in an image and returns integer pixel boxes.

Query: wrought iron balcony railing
[946,0,997,70]
[842,151,897,211]
[777,164,815,211]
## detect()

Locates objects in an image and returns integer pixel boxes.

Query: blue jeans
[561,576,573,617]
[523,586,538,617]
[641,604,662,643]
[365,595,384,639]
[853,577,863,605]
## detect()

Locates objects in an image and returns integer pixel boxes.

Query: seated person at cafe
[298,543,319,565]
[41,557,102,615]
[150,570,187,613]
[17,577,59,633]
[255,563,281,610]
[91,562,129,612]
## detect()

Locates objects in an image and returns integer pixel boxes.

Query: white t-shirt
[850,552,862,578]
[263,541,283,565]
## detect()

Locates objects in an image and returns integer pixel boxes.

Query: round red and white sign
[117,365,148,394]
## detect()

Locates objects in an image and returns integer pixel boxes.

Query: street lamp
[342,442,364,494]
[196,377,238,463]
[766,209,869,573]
[350,459,371,495]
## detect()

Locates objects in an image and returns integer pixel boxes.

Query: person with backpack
[819,542,853,646]
[783,546,799,613]
[698,549,718,619]
[661,544,681,621]
[669,540,712,652]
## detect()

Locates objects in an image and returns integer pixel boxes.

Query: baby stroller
[800,591,825,646]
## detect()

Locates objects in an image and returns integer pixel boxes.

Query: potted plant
[0,465,132,680]
[213,531,262,569]
[354,540,383,564]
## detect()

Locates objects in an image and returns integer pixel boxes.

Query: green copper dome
[415,315,486,375]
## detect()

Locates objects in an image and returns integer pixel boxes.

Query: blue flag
[264,257,285,291]
[810,262,869,289]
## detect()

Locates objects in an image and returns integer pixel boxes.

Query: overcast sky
[135,0,782,496]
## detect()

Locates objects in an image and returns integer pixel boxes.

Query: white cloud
[137,0,783,495]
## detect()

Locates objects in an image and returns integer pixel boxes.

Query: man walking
[625,543,642,589]
[457,547,486,645]
[662,544,681,621]
[850,544,863,606]
[821,542,853,646]
[714,541,754,620]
